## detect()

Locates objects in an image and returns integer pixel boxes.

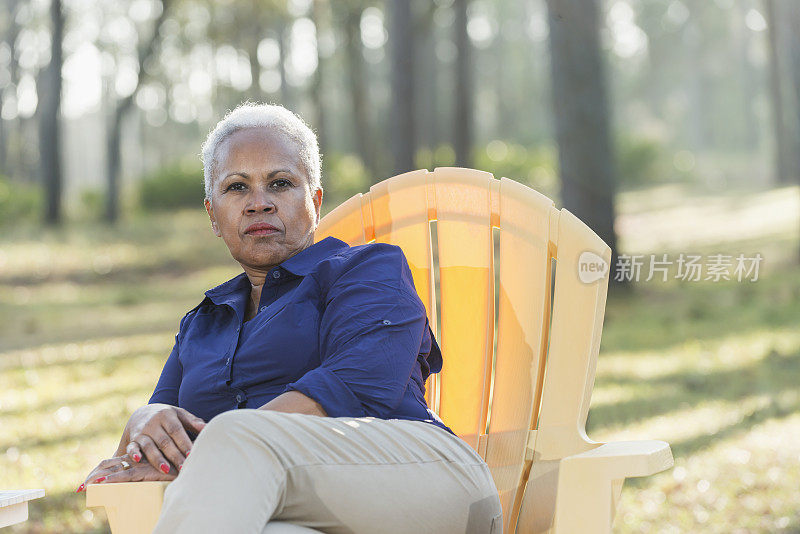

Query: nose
[245,188,275,214]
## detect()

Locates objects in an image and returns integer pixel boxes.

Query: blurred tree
[763,0,790,185]
[414,0,438,154]
[389,0,415,177]
[0,0,21,174]
[310,0,329,156]
[735,0,759,149]
[334,1,375,179]
[782,0,800,261]
[453,0,472,167]
[545,0,619,267]
[684,2,714,151]
[105,0,172,223]
[38,0,64,225]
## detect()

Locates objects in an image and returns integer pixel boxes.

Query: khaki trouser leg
[152,409,503,534]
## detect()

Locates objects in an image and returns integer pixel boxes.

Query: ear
[312,187,323,226]
[205,198,221,237]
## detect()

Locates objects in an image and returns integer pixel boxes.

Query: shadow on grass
[623,393,800,490]
[0,324,175,355]
[23,488,110,534]
[602,273,800,354]
[0,384,152,419]
[587,348,800,432]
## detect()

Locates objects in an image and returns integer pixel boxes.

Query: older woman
[81,103,502,533]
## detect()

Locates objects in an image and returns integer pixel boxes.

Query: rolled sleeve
[283,366,364,417]
[283,245,428,418]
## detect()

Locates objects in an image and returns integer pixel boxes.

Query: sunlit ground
[1,184,799,532]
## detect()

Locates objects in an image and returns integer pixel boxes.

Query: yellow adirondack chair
[86,167,673,533]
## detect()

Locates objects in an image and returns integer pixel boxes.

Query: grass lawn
[1,184,798,533]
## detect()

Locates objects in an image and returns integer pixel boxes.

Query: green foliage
[473,141,559,196]
[139,160,205,211]
[616,136,694,190]
[78,188,104,220]
[323,152,370,205]
[0,175,41,226]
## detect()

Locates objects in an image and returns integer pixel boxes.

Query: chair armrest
[553,440,673,534]
[86,481,171,534]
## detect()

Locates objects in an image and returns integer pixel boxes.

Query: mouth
[244,222,280,236]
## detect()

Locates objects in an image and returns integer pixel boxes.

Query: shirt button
[235,394,243,403]
[260,306,267,312]
[382,320,392,325]
[272,271,281,279]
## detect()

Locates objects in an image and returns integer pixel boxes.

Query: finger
[126,441,143,463]
[153,421,188,469]
[162,413,195,458]
[136,434,173,474]
[176,408,207,434]
[80,457,126,490]
[101,464,177,484]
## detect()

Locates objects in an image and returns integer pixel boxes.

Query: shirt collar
[202,236,350,307]
[279,236,349,276]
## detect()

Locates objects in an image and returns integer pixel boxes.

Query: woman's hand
[77,454,176,492]
[121,404,206,475]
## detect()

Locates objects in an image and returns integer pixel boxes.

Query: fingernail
[132,454,141,462]
[178,464,183,471]
[185,449,190,457]
[94,476,106,483]
[76,484,85,493]
[160,463,170,474]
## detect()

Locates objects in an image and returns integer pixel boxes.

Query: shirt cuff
[282,367,365,418]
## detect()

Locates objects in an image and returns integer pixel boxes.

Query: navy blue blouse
[148,236,454,435]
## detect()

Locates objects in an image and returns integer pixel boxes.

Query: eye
[225,182,246,192]
[271,178,292,189]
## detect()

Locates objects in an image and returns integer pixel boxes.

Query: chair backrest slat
[486,178,556,530]
[431,168,495,450]
[515,209,611,533]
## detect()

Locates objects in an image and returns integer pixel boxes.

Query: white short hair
[201,102,322,200]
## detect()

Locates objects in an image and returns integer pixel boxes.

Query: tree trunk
[545,0,619,268]
[764,0,790,184]
[414,2,438,154]
[105,0,171,223]
[782,0,800,262]
[342,3,375,179]
[389,0,415,176]
[310,0,328,158]
[39,0,64,225]
[249,27,262,101]
[1,0,22,178]
[276,23,294,110]
[736,0,759,149]
[453,0,473,167]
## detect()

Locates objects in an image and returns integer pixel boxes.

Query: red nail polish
[178,464,183,471]
[94,476,106,483]
[76,484,85,493]
[132,454,141,462]
[160,463,170,474]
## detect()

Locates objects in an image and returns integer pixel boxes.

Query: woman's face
[204,127,322,275]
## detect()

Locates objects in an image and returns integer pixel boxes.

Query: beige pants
[152,409,502,534]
